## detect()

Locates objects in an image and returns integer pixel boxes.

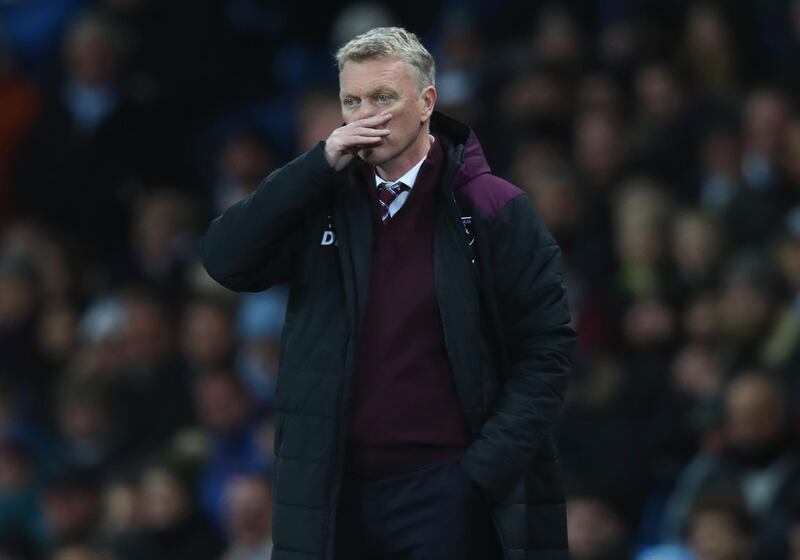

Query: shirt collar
[374,151,428,190]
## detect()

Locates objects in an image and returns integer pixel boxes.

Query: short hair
[335,26,435,91]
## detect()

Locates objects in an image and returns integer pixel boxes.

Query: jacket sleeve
[200,141,337,292]
[460,193,575,504]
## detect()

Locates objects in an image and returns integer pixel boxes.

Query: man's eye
[342,98,356,108]
[377,94,392,103]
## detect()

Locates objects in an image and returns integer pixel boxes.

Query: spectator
[52,376,120,473]
[641,491,755,560]
[0,430,43,545]
[71,295,128,381]
[9,13,171,267]
[574,109,630,195]
[677,3,741,101]
[212,130,277,216]
[107,189,200,305]
[109,463,222,560]
[0,0,82,84]
[111,289,194,468]
[234,289,287,410]
[220,474,272,560]
[40,469,101,551]
[787,501,800,560]
[664,372,800,559]
[0,37,38,231]
[717,252,794,376]
[52,543,103,560]
[712,90,793,248]
[0,251,45,400]
[630,62,696,194]
[567,484,633,560]
[98,476,138,542]
[193,369,269,534]
[686,492,755,560]
[36,303,80,384]
[179,295,236,375]
[670,209,725,294]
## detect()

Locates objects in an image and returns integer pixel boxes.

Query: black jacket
[200,111,575,560]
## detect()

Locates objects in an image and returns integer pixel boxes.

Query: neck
[376,127,432,181]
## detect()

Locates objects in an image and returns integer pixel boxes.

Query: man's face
[195,374,249,432]
[339,57,433,166]
[725,376,781,447]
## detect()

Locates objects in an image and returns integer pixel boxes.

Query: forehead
[339,57,414,95]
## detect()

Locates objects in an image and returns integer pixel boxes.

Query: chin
[358,146,391,165]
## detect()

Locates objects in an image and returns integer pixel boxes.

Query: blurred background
[2,0,800,559]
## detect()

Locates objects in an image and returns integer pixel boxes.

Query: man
[221,475,273,560]
[201,26,574,560]
[664,372,800,560]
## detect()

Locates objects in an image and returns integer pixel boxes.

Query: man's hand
[324,113,392,171]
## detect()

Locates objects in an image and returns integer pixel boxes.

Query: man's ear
[420,85,437,123]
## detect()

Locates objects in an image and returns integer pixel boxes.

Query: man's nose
[356,101,378,121]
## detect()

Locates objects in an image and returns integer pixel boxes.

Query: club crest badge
[461,216,475,247]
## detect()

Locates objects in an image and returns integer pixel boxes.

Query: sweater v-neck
[363,135,444,227]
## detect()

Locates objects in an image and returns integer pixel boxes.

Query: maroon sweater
[346,136,473,474]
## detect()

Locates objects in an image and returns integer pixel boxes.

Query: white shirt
[374,152,428,219]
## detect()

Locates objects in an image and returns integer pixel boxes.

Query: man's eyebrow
[373,85,398,94]
[340,86,398,99]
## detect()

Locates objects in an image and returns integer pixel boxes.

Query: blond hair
[335,26,435,91]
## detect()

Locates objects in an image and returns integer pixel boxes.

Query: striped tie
[377,181,409,223]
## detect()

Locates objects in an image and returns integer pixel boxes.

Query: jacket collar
[429,110,492,193]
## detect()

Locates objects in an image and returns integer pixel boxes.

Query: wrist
[323,139,341,168]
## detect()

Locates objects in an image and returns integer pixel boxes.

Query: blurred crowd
[3,1,800,559]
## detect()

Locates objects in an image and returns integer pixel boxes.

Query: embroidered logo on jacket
[461,215,476,264]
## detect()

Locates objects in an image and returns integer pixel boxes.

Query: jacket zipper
[324,199,360,553]
[437,190,482,431]
[445,189,508,560]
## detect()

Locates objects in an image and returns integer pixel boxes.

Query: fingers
[352,127,390,137]
[326,113,391,162]
[334,124,389,151]
[348,135,386,146]
[351,112,392,128]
